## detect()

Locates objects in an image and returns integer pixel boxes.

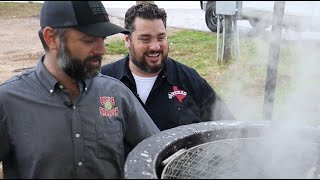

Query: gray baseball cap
[40,1,129,37]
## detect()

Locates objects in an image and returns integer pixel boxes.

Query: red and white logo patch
[168,86,187,103]
[99,96,119,117]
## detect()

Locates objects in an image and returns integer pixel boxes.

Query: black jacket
[101,56,235,131]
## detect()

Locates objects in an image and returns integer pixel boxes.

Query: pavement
[106,7,211,32]
[104,2,260,43]
[22,1,320,41]
[103,1,320,42]
[103,1,211,32]
[16,1,320,41]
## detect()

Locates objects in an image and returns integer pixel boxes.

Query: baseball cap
[40,1,129,37]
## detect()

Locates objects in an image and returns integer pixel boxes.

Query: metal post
[216,14,220,63]
[233,16,240,61]
[136,1,154,4]
[221,15,226,62]
[263,1,285,120]
[222,15,233,63]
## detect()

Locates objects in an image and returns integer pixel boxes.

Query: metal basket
[161,138,318,179]
[124,120,320,179]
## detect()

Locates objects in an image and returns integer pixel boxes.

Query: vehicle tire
[248,18,270,30]
[205,2,223,33]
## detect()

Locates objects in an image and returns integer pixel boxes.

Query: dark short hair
[124,2,167,33]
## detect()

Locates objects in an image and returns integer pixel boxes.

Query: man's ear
[124,34,130,48]
[42,27,59,51]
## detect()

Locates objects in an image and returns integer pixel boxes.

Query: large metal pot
[124,120,320,179]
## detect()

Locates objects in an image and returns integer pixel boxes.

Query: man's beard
[57,41,102,81]
[128,45,168,73]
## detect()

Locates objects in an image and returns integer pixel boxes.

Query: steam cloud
[212,2,320,178]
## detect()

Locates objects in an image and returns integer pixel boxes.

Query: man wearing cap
[0,1,160,179]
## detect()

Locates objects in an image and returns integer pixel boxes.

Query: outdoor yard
[1,2,320,179]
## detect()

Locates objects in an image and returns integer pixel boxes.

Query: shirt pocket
[96,120,124,160]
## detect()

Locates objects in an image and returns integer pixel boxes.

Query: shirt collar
[115,55,131,80]
[35,55,93,95]
[161,57,176,85]
[35,55,59,95]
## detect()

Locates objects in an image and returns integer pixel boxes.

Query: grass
[105,30,233,87]
[105,29,315,120]
[0,2,42,18]
[1,1,318,121]
[105,30,295,90]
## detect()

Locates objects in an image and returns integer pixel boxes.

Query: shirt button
[59,84,64,89]
[177,107,181,111]
[75,134,80,138]
[73,106,76,110]
[78,162,82,166]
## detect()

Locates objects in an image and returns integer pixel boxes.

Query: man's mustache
[85,55,102,63]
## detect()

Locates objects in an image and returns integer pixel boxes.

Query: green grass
[105,29,313,120]
[105,40,127,54]
[0,2,42,18]
[168,30,221,78]
[105,30,231,86]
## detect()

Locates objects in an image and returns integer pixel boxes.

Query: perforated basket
[161,138,318,179]
[124,120,320,179]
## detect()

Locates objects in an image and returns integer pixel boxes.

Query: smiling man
[101,2,236,131]
[0,1,160,179]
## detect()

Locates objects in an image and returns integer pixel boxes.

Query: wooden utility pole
[263,1,285,120]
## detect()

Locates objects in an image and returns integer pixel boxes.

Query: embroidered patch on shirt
[99,96,119,117]
[168,86,187,103]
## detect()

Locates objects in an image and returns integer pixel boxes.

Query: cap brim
[74,22,130,37]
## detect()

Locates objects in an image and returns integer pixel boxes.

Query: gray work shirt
[0,56,160,179]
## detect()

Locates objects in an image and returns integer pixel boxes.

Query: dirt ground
[0,16,42,83]
[0,16,119,83]
[0,16,44,179]
[0,14,123,179]
[0,6,181,178]
[0,16,181,84]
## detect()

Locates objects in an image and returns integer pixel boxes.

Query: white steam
[212,2,320,178]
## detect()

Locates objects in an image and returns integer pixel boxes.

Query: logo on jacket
[168,86,187,103]
[99,96,119,117]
